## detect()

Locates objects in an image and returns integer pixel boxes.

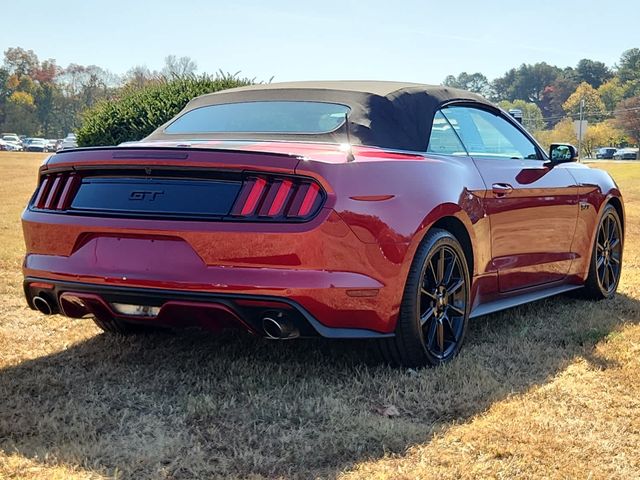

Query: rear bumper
[23,277,394,339]
[22,203,413,334]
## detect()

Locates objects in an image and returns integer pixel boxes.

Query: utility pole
[577,98,585,162]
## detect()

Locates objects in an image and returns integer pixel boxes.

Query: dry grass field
[0,151,639,479]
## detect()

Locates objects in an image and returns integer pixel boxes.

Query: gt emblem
[580,202,590,211]
[129,190,164,201]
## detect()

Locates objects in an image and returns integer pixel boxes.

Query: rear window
[165,101,350,134]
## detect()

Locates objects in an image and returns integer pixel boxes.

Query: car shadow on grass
[1,292,639,479]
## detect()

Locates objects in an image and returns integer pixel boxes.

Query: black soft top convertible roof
[145,81,492,151]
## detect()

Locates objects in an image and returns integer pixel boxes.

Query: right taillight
[231,175,324,221]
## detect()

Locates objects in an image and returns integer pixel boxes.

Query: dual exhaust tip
[32,294,298,339]
[32,295,54,315]
[261,311,299,340]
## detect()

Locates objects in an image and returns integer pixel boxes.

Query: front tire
[380,228,470,367]
[583,204,623,300]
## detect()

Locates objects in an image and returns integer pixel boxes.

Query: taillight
[231,176,324,221]
[32,172,80,211]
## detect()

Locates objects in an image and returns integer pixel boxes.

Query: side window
[426,111,468,156]
[441,106,541,160]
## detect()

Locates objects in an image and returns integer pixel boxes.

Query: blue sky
[1,0,638,83]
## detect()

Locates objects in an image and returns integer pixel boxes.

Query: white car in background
[58,133,78,150]
[1,135,23,151]
[613,147,639,160]
[26,138,48,152]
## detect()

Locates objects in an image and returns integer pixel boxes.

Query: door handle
[492,183,513,197]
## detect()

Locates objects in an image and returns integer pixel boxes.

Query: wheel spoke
[443,314,459,342]
[607,264,616,290]
[421,287,437,301]
[436,321,444,352]
[425,318,438,349]
[448,278,464,294]
[437,248,445,283]
[603,264,611,289]
[448,303,465,317]
[420,308,435,326]
[610,238,620,250]
[608,217,616,243]
[427,260,438,285]
[443,255,455,286]
[610,256,620,265]
[596,255,605,268]
[597,241,605,252]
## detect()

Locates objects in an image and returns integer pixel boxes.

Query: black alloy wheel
[584,204,623,300]
[380,228,470,367]
[418,244,467,360]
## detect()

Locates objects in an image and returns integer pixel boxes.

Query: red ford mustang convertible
[22,81,624,367]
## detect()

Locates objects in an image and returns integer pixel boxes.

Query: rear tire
[583,204,623,300]
[379,228,470,367]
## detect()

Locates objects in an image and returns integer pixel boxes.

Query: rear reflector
[111,303,161,317]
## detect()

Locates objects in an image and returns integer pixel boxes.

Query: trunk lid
[35,144,327,222]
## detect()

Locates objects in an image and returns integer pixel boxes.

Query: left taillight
[230,175,324,221]
[32,172,80,211]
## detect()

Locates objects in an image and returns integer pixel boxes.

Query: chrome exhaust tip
[261,312,298,340]
[33,296,53,315]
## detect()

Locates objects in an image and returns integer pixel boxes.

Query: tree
[615,96,640,143]
[442,72,491,96]
[77,73,252,146]
[539,77,578,126]
[597,78,625,112]
[0,66,9,126]
[617,48,640,83]
[161,55,197,78]
[563,82,606,122]
[492,62,562,106]
[574,59,612,88]
[124,65,158,89]
[3,47,39,77]
[534,118,577,151]
[498,99,545,132]
[1,91,39,134]
[583,120,628,156]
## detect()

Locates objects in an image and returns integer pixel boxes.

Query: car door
[440,105,579,292]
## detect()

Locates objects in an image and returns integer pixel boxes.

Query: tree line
[443,48,640,155]
[1,45,639,154]
[0,47,202,137]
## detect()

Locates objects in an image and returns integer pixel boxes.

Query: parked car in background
[26,138,48,152]
[2,135,23,151]
[596,147,617,159]
[45,139,58,152]
[21,81,625,367]
[613,148,639,160]
[0,139,8,151]
[59,133,78,150]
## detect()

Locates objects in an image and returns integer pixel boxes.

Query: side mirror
[548,143,578,165]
